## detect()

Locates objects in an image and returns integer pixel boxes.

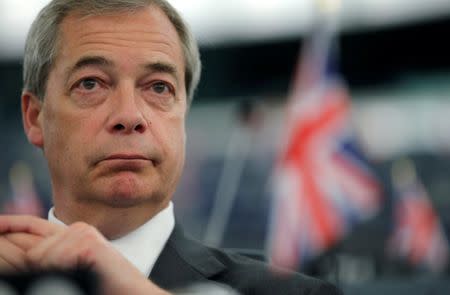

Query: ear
[22,91,44,148]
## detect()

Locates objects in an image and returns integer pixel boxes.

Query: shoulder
[207,247,343,295]
[165,225,342,295]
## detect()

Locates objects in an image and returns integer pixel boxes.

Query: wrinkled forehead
[53,7,186,76]
[66,8,178,45]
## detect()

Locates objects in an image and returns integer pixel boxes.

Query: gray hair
[23,0,201,105]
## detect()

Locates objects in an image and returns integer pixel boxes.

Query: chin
[94,175,165,208]
[78,169,173,210]
[93,189,165,209]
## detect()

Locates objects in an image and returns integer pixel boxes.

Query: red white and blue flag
[388,160,448,272]
[3,162,44,217]
[268,14,382,270]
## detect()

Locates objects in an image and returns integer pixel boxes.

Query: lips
[94,153,155,171]
[104,154,150,161]
[94,153,158,167]
[91,149,161,168]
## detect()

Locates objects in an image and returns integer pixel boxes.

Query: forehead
[54,6,185,73]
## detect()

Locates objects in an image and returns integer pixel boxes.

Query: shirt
[48,202,175,276]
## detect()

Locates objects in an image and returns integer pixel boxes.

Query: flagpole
[203,100,259,247]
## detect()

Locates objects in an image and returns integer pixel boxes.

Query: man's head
[23,0,201,105]
[21,0,200,233]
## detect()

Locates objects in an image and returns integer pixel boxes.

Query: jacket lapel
[149,224,226,290]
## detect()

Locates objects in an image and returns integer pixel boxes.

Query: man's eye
[151,82,171,94]
[79,78,98,90]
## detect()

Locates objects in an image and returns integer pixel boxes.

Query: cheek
[42,118,72,167]
[174,129,186,169]
[42,108,97,161]
[164,127,185,189]
[162,117,186,167]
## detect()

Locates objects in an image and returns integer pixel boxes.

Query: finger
[0,236,28,272]
[0,215,62,237]
[26,230,68,270]
[4,233,44,251]
[28,223,105,271]
[0,256,17,273]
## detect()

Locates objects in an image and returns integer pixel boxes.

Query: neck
[53,199,170,240]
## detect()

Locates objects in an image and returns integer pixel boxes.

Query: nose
[107,86,149,134]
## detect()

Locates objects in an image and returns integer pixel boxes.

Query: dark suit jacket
[150,225,343,294]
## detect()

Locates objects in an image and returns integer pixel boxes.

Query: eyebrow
[65,56,180,85]
[70,56,113,72]
[65,56,114,81]
[143,62,179,84]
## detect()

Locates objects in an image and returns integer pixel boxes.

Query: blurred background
[1,0,450,294]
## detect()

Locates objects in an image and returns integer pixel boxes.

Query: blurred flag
[2,161,44,217]
[388,159,449,273]
[267,1,382,271]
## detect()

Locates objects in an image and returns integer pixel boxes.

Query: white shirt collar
[48,202,175,276]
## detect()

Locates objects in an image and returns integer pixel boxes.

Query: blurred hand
[0,232,42,272]
[0,215,170,295]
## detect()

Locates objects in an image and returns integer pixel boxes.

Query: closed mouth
[104,154,150,161]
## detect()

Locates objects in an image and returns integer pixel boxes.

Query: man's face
[33,7,187,210]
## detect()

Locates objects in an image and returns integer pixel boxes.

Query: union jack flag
[268,16,382,270]
[3,162,44,217]
[388,159,449,272]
